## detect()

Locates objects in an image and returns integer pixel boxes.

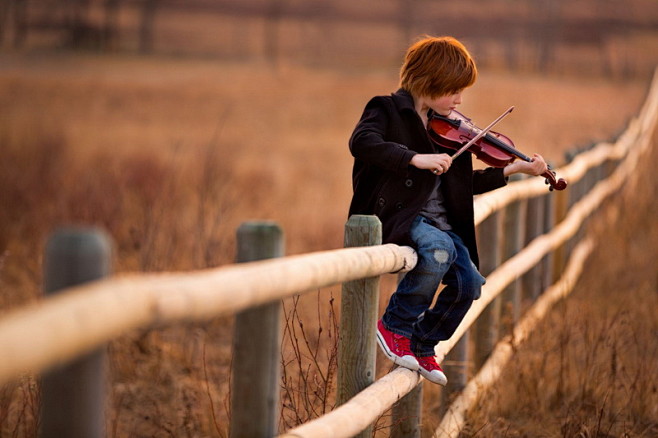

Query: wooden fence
[1,69,657,437]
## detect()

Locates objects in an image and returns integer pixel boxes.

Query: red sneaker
[376,320,419,371]
[416,355,447,386]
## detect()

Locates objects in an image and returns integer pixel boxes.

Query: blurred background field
[1,0,657,436]
[5,0,658,78]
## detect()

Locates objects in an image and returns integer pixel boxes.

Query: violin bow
[450,106,515,159]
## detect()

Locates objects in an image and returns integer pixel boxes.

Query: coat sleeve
[472,167,507,195]
[349,97,417,175]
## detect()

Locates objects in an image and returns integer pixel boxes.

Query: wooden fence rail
[0,243,416,386]
[1,69,656,437]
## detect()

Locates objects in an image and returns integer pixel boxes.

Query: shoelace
[392,333,412,353]
[418,356,442,371]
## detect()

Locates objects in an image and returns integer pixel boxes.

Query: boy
[348,36,548,385]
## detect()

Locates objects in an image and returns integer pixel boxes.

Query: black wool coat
[348,89,508,268]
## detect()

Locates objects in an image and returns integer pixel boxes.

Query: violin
[427,109,567,191]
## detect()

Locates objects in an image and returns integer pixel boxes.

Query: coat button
[378,197,386,207]
[395,202,403,210]
[405,179,413,188]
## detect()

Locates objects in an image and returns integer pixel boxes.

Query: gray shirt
[419,177,452,231]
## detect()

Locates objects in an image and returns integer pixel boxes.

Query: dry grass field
[0,47,656,436]
[461,130,658,437]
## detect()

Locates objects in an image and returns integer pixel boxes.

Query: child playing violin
[347,36,548,385]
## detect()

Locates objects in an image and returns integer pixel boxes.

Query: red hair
[400,36,477,98]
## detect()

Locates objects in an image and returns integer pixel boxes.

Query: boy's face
[428,90,463,116]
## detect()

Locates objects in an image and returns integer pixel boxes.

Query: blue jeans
[382,216,485,357]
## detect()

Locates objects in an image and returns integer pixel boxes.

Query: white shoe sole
[376,329,420,371]
[418,365,448,386]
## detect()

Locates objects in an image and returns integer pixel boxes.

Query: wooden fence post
[337,215,381,438]
[41,227,112,438]
[391,382,423,438]
[501,195,525,337]
[542,192,556,289]
[522,195,544,304]
[390,272,422,438]
[576,163,598,243]
[440,332,469,415]
[230,221,284,438]
[552,187,569,279]
[474,211,501,369]
[564,148,581,257]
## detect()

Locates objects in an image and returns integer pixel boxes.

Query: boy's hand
[503,153,548,177]
[410,153,453,175]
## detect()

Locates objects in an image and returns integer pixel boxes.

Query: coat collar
[391,88,417,114]
[391,88,436,120]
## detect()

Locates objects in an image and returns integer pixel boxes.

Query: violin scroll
[543,168,568,191]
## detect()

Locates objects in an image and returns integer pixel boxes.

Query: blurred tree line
[0,0,656,77]
[0,0,158,53]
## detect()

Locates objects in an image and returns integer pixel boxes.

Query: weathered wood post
[605,155,620,180]
[440,332,469,415]
[392,382,423,438]
[230,221,284,438]
[474,211,501,369]
[542,191,556,289]
[552,184,569,279]
[391,271,422,438]
[41,227,112,438]
[564,149,581,257]
[501,195,525,336]
[592,153,604,189]
[522,194,545,303]
[337,215,381,438]
[576,162,597,243]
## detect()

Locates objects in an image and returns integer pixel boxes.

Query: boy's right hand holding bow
[410,153,453,175]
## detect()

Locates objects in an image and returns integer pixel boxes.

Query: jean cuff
[411,339,436,357]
